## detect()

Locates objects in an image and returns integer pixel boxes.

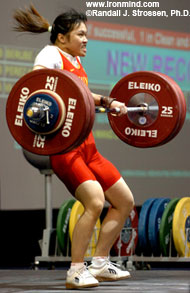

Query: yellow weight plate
[69,200,101,257]
[172,197,190,257]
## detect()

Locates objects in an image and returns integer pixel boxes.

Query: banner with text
[83,40,190,91]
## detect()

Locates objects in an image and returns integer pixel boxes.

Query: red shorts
[50,132,121,196]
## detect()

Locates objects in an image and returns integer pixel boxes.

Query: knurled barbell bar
[6,69,186,155]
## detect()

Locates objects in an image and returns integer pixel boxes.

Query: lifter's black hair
[50,9,87,43]
[13,4,87,44]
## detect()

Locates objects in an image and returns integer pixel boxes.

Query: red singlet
[50,50,121,195]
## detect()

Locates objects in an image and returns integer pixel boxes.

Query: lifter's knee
[75,180,105,219]
[120,186,134,216]
[88,197,105,219]
[125,194,135,214]
[105,177,134,217]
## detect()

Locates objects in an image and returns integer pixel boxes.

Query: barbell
[6,69,186,155]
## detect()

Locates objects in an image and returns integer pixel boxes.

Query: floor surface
[0,269,190,292]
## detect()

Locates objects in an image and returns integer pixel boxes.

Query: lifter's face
[57,22,88,57]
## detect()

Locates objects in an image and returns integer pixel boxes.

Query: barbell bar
[26,102,159,124]
[95,105,159,114]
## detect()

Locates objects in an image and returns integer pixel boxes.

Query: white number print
[161,106,173,117]
[33,134,46,149]
[45,75,58,92]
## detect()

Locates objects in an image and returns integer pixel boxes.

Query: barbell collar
[26,103,51,125]
[26,103,47,121]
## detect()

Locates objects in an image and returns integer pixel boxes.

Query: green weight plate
[56,199,76,256]
[159,198,179,256]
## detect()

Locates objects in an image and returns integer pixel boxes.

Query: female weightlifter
[13,5,134,289]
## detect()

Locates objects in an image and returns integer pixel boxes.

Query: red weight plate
[113,206,138,256]
[6,69,93,155]
[64,75,95,152]
[57,72,95,153]
[158,73,186,118]
[108,71,182,148]
[162,74,186,117]
[79,81,95,139]
[48,70,95,152]
[41,70,94,153]
[156,73,186,145]
[155,74,182,146]
[160,83,185,145]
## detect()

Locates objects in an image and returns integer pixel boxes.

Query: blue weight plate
[137,198,158,255]
[148,198,170,256]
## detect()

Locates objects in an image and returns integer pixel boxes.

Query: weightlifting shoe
[66,265,99,289]
[88,259,131,282]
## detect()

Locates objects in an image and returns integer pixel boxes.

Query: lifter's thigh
[88,151,121,192]
[50,152,97,196]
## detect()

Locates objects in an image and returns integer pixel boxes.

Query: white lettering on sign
[130,209,135,221]
[128,81,161,92]
[62,98,77,137]
[125,127,158,138]
[33,134,46,148]
[14,87,30,127]
[127,229,137,255]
